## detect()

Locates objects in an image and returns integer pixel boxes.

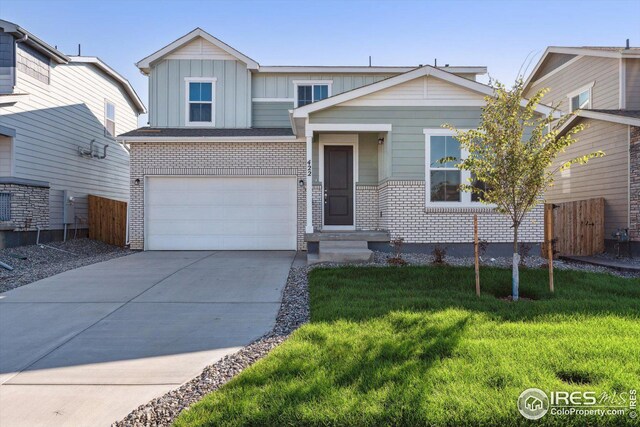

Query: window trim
[104,100,116,137]
[424,128,493,208]
[184,77,217,127]
[567,81,594,112]
[293,80,333,108]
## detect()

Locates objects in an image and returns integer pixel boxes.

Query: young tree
[445,79,603,301]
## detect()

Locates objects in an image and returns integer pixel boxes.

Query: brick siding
[630,126,640,241]
[129,141,307,250]
[0,183,49,231]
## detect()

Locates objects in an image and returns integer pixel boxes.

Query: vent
[0,193,10,221]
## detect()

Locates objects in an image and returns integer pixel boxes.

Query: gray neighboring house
[119,28,552,258]
[524,45,640,255]
[0,20,146,248]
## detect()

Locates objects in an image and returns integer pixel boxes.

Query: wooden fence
[543,197,605,258]
[88,195,127,247]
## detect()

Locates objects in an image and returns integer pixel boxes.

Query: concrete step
[319,240,368,250]
[309,240,374,265]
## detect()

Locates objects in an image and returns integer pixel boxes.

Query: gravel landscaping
[112,247,638,427]
[0,238,133,293]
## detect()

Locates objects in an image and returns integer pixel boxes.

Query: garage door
[145,176,297,250]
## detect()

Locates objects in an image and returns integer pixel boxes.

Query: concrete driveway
[0,250,294,427]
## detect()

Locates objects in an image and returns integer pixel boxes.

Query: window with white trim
[424,129,490,207]
[567,82,594,112]
[185,78,216,126]
[294,80,332,107]
[105,101,116,137]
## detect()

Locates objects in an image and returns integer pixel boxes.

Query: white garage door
[145,176,297,250]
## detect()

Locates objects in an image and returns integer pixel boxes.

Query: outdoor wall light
[378,137,385,145]
[134,178,141,185]
[298,179,305,187]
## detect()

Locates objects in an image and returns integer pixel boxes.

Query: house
[0,20,146,248]
[524,44,640,255]
[119,28,549,259]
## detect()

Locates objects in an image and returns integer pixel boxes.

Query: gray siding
[0,135,11,175]
[0,62,138,229]
[0,33,15,94]
[531,53,577,82]
[527,56,619,112]
[252,102,293,128]
[310,106,482,180]
[252,73,395,99]
[149,59,250,128]
[626,59,640,110]
[545,119,629,236]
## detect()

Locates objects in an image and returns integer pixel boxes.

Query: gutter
[117,135,304,143]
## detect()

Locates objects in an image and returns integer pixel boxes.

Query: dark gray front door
[324,145,353,226]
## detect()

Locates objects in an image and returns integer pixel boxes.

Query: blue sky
[3,0,639,125]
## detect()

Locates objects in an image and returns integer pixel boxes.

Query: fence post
[546,204,554,293]
[474,214,480,297]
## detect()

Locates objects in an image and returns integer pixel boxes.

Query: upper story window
[185,77,216,126]
[16,43,50,85]
[0,34,15,89]
[293,80,332,107]
[567,82,594,112]
[105,101,116,137]
[424,129,490,208]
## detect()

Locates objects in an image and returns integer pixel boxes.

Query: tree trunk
[512,223,520,301]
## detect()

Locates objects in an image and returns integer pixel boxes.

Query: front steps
[307,240,374,264]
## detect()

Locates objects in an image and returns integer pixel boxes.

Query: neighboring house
[524,45,640,255]
[0,20,146,248]
[120,28,550,257]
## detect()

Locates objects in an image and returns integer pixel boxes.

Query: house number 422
[307,160,312,177]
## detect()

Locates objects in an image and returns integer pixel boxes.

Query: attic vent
[0,193,11,221]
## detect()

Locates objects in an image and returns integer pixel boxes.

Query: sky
[3,0,639,125]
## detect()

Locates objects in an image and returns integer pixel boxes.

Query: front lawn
[175,266,640,426]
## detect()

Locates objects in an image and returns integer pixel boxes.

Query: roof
[588,109,640,119]
[580,109,640,126]
[524,45,640,89]
[291,65,557,119]
[136,28,260,74]
[258,66,487,75]
[118,127,297,142]
[0,19,68,63]
[68,56,146,114]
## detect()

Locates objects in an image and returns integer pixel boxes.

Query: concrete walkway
[0,250,294,427]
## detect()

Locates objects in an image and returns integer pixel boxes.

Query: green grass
[175,266,640,426]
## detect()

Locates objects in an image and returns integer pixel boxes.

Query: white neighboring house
[0,20,145,248]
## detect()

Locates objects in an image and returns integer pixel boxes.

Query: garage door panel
[145,177,297,250]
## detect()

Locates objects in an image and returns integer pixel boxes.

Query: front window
[185,78,216,125]
[105,101,116,137]
[294,81,331,107]
[424,130,491,207]
[570,89,590,112]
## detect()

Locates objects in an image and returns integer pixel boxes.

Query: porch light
[378,137,385,145]
[299,179,305,187]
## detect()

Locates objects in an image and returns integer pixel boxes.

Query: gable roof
[68,56,146,114]
[292,65,556,119]
[136,28,259,74]
[0,19,68,64]
[524,45,640,90]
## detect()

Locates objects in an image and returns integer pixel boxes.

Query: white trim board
[136,28,259,73]
[305,123,392,137]
[252,98,294,103]
[319,134,359,230]
[258,66,488,74]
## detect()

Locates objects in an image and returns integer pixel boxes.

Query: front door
[324,145,354,226]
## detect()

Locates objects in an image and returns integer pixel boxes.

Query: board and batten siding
[149,59,250,128]
[527,55,620,112]
[545,119,629,237]
[310,106,482,181]
[626,58,640,110]
[0,62,138,229]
